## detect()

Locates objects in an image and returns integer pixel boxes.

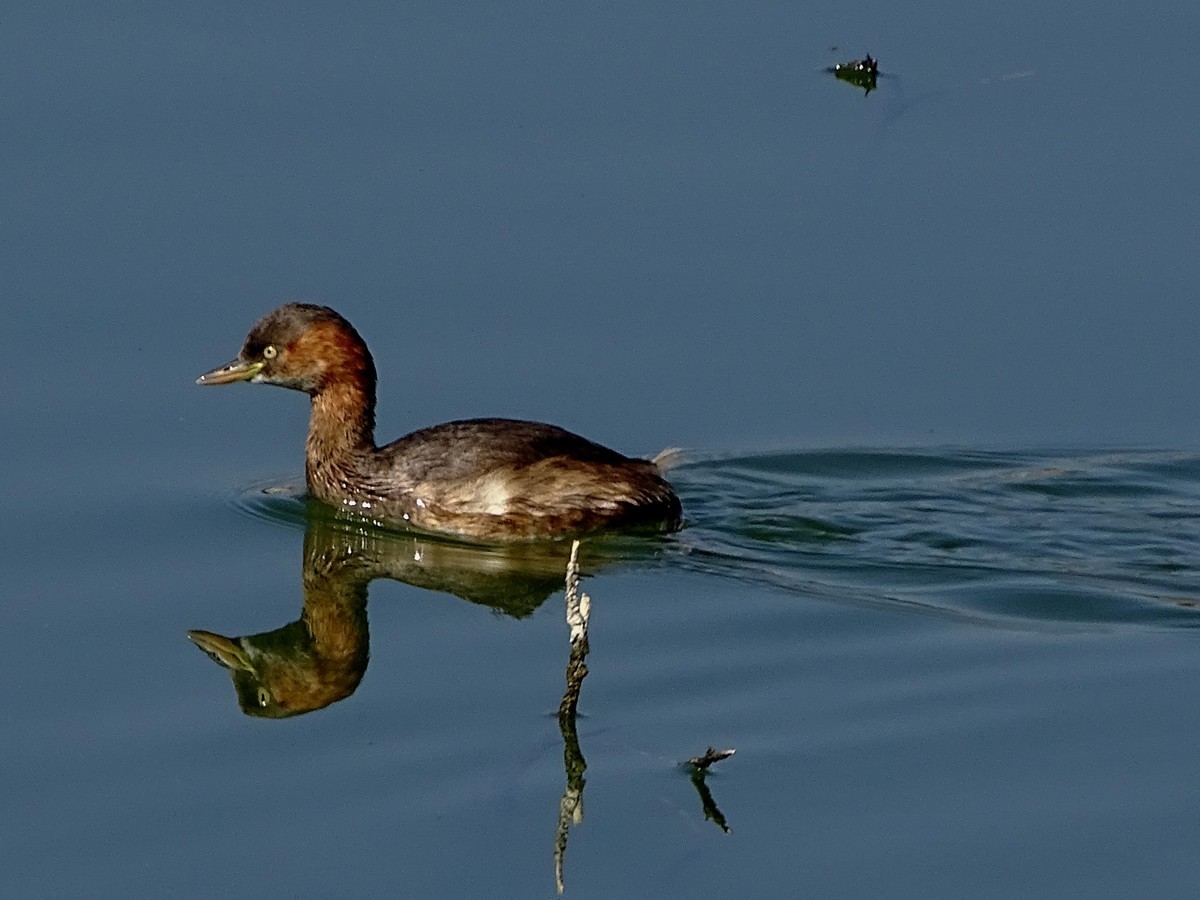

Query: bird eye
[262,345,278,360]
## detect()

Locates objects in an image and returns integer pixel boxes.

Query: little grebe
[197,303,682,541]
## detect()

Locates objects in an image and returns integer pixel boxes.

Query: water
[679,449,1200,629]
[12,451,1200,896]
[5,1,1200,897]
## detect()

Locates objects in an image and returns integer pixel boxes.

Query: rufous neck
[305,379,377,470]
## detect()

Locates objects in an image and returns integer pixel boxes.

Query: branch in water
[554,539,592,893]
[687,748,736,833]
[558,539,591,723]
[688,747,736,770]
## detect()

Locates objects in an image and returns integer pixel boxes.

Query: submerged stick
[558,539,591,722]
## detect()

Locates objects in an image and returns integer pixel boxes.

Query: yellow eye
[258,688,271,707]
[262,345,278,360]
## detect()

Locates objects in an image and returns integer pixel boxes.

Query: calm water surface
[5,1,1200,897]
[9,449,1200,897]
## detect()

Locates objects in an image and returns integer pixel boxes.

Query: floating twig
[688,747,736,770]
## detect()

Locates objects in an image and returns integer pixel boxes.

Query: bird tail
[651,447,686,472]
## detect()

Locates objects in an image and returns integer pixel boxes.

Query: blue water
[679,450,1200,629]
[5,1,1200,897]
[12,450,1200,896]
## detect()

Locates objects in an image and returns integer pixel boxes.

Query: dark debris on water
[826,53,880,95]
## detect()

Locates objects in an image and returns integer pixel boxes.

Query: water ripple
[671,448,1200,630]
[226,474,310,530]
